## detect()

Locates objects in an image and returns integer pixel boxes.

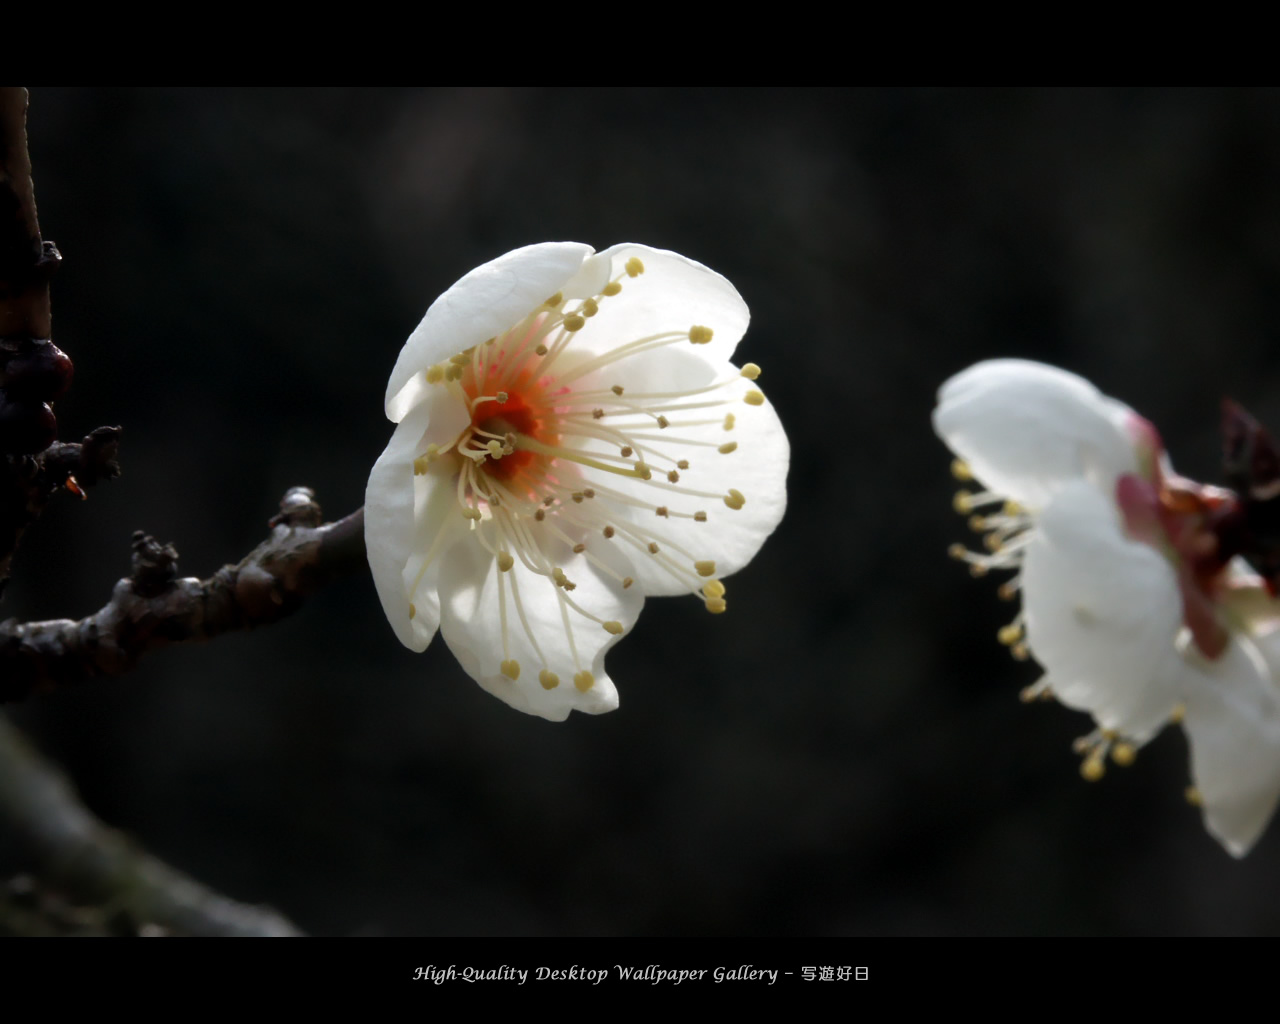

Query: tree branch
[0,713,302,935]
[0,487,367,702]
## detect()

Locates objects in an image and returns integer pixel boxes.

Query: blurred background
[4,87,1280,935]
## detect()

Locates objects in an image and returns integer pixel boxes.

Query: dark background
[6,87,1280,935]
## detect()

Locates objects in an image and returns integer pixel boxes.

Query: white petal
[365,388,473,651]
[933,359,1141,509]
[385,242,595,422]
[577,243,751,366]
[1021,481,1183,741]
[436,520,643,721]
[1181,631,1280,857]
[571,346,787,596]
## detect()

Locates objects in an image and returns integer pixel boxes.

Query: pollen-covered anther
[603,620,625,635]
[997,579,1020,600]
[500,659,521,681]
[724,489,746,510]
[1010,641,1029,660]
[677,460,689,470]
[572,543,586,554]
[706,598,727,614]
[620,446,633,458]
[603,526,615,538]
[535,344,549,356]
[967,515,988,532]
[612,385,625,396]
[689,325,714,345]
[463,507,483,521]
[694,511,707,522]
[583,489,595,498]
[413,456,430,475]
[694,560,717,577]
[426,364,445,384]
[1185,786,1203,806]
[445,363,465,382]
[622,577,634,588]
[718,442,738,455]
[656,506,670,518]
[581,298,599,317]
[573,670,595,692]
[648,542,660,554]
[535,508,546,521]
[1019,679,1052,703]
[602,281,622,296]
[668,470,680,483]
[744,390,765,406]
[592,408,605,420]
[544,291,564,307]
[997,623,1022,646]
[497,551,515,572]
[1111,742,1137,767]
[657,415,670,428]
[625,257,645,277]
[953,491,975,514]
[539,669,560,690]
[723,414,736,431]
[572,492,585,503]
[740,363,761,380]
[552,568,575,590]
[950,458,973,481]
[636,464,653,480]
[496,391,509,403]
[486,440,504,458]
[564,315,586,333]
[1080,755,1106,782]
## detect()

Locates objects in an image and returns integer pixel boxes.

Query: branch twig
[1,487,367,702]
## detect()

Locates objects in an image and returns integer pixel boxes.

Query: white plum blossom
[366,242,788,721]
[934,358,1280,856]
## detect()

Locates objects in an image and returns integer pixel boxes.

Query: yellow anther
[603,620,625,635]
[553,567,570,588]
[689,325,714,344]
[1169,703,1186,724]
[723,413,736,431]
[612,384,624,396]
[581,298,599,317]
[496,391,509,403]
[622,577,634,589]
[718,441,738,455]
[564,314,586,332]
[948,543,967,560]
[1080,756,1106,782]
[572,492,585,503]
[997,624,1022,646]
[657,415,670,428]
[602,281,622,296]
[984,533,1004,553]
[500,659,521,680]
[694,560,717,577]
[413,456,431,475]
[724,489,746,510]
[603,526,615,539]
[539,669,560,690]
[426,364,446,384]
[485,336,495,346]
[744,390,765,406]
[1003,500,1023,516]
[740,363,761,380]
[636,464,653,480]
[445,363,465,381]
[450,351,471,365]
[694,511,707,522]
[486,439,504,457]
[1185,786,1203,806]
[706,598,728,614]
[535,508,546,521]
[463,507,483,521]
[625,257,644,277]
[950,458,972,481]
[497,551,514,572]
[409,603,417,620]
[702,580,726,599]
[572,543,586,554]
[677,460,689,470]
[620,446,633,458]
[544,291,564,307]
[1111,742,1137,767]
[583,489,594,498]
[535,344,549,356]
[1018,683,1048,703]
[1010,641,1029,660]
[668,470,680,483]
[967,515,987,532]
[573,670,595,692]
[648,542,660,554]
[997,580,1019,600]
[952,491,974,514]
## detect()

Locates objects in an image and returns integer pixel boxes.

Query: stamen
[740,363,761,380]
[744,390,765,406]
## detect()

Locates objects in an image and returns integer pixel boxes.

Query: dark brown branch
[0,487,367,702]
[0,713,302,935]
